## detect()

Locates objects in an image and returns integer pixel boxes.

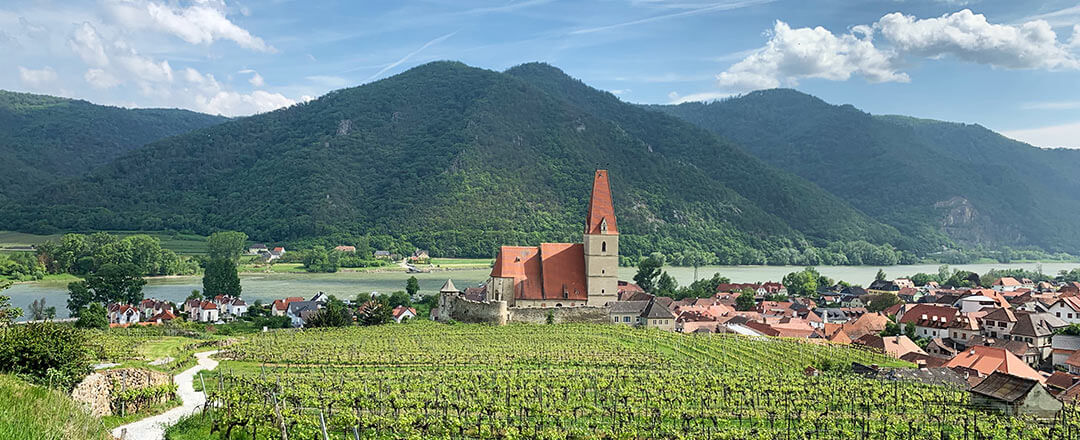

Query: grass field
[0,374,112,440]
[430,257,493,268]
[0,230,209,255]
[164,322,1080,440]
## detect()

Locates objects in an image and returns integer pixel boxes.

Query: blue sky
[3,0,1080,147]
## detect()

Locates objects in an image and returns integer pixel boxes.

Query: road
[111,350,219,440]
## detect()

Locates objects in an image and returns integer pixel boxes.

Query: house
[286,300,321,327]
[1048,296,1080,324]
[225,298,248,317]
[1067,351,1080,375]
[948,311,984,348]
[896,287,921,303]
[1008,312,1067,364]
[310,292,331,304]
[410,249,430,263]
[269,247,286,260]
[138,299,173,320]
[146,309,176,324]
[853,335,926,359]
[248,244,268,254]
[925,338,958,358]
[991,277,1022,292]
[945,345,1044,383]
[107,304,141,325]
[185,299,202,321]
[899,304,959,340]
[392,306,417,323]
[867,279,900,293]
[968,372,1061,418]
[373,250,392,259]
[608,298,675,331]
[955,295,1001,313]
[272,297,304,316]
[978,307,1018,339]
[197,301,220,323]
[1052,334,1080,369]
[334,245,357,253]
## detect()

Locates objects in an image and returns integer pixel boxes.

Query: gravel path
[111,350,220,440]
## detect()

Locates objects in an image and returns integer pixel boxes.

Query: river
[7,262,1079,320]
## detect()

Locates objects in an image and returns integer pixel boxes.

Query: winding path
[111,350,219,440]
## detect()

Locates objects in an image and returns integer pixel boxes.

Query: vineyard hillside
[165,323,1080,439]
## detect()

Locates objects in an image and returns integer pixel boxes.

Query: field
[166,322,1080,440]
[0,374,112,440]
[430,257,494,269]
[0,230,209,255]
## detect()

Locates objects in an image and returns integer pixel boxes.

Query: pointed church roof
[584,169,617,235]
[440,279,458,293]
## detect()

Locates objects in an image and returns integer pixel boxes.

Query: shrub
[0,322,92,389]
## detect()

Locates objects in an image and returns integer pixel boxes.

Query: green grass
[430,257,493,267]
[238,262,307,273]
[0,374,112,440]
[101,398,182,429]
[0,230,208,255]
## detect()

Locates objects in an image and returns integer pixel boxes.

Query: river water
[8,262,1079,320]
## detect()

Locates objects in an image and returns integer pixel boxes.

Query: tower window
[602,241,607,252]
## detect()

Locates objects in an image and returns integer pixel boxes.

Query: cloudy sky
[3,0,1080,148]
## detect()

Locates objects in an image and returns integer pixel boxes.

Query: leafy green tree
[203,258,241,298]
[28,298,49,321]
[672,273,731,300]
[207,231,248,262]
[302,246,339,273]
[875,269,887,281]
[633,254,664,293]
[358,299,392,326]
[306,296,352,328]
[186,289,203,302]
[735,288,755,311]
[0,322,92,389]
[383,291,412,309]
[74,303,108,330]
[406,276,420,296]
[782,267,821,298]
[0,280,22,327]
[66,263,146,314]
[880,320,902,337]
[656,272,678,296]
[864,292,902,313]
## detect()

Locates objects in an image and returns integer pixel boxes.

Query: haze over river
[9,262,1080,320]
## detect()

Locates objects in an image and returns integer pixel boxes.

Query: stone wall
[436,293,508,325]
[509,306,609,324]
[71,368,173,417]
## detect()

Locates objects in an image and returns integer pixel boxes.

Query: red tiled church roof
[491,246,544,300]
[540,243,587,301]
[584,169,617,235]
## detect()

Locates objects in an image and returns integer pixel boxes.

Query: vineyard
[179,322,1080,439]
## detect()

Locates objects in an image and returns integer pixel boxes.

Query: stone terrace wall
[509,306,609,324]
[437,293,508,325]
[71,368,172,417]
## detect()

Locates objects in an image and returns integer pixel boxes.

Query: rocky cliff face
[934,196,1023,246]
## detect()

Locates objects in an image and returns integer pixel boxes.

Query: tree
[405,276,420,296]
[656,272,678,296]
[782,267,821,298]
[186,289,203,303]
[303,246,339,273]
[203,258,241,298]
[306,296,352,328]
[633,254,664,293]
[735,288,755,311]
[207,231,248,262]
[875,269,887,281]
[384,291,412,309]
[0,322,91,389]
[864,292,902,313]
[0,280,22,327]
[66,263,146,314]
[29,298,48,321]
[358,299,392,326]
[74,303,108,330]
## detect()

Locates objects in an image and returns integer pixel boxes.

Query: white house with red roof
[107,303,141,325]
[198,301,220,322]
[992,277,1022,292]
[1049,296,1080,324]
[898,304,960,340]
[272,297,305,316]
[392,306,417,323]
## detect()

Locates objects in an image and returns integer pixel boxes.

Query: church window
[602,241,607,252]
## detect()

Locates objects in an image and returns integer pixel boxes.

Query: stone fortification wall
[509,306,609,324]
[437,293,508,325]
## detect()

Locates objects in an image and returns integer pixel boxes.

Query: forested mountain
[2,62,905,262]
[651,90,1080,255]
[0,90,226,200]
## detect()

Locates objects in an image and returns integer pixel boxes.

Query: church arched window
[602,241,607,253]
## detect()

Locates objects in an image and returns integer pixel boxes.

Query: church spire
[584,169,617,235]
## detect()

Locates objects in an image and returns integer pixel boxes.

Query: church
[487,169,619,308]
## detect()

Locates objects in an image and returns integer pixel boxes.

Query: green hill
[2,62,902,262]
[651,89,1080,255]
[0,90,226,200]
[0,374,112,440]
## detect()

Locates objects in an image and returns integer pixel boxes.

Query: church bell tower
[583,170,618,306]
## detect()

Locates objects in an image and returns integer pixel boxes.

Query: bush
[0,323,92,389]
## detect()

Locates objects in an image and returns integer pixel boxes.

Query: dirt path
[111,350,219,440]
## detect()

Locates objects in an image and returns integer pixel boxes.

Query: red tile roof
[491,246,544,300]
[540,243,587,301]
[899,304,958,329]
[945,345,1044,383]
[273,297,304,311]
[584,169,617,235]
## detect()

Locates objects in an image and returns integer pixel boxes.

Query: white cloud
[84,68,121,89]
[248,72,264,87]
[878,9,1078,70]
[193,90,295,116]
[107,0,274,52]
[716,9,1080,93]
[18,66,58,86]
[1001,121,1080,149]
[667,90,733,104]
[68,22,109,67]
[114,45,174,84]
[717,20,907,92]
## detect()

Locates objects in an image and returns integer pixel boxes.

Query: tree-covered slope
[0,90,226,199]
[651,89,1080,254]
[3,62,902,261]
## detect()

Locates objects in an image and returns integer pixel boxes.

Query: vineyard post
[271,391,288,440]
[319,409,329,440]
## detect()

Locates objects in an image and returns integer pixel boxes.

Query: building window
[1058,312,1062,318]
[624,316,630,323]
[602,241,607,253]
